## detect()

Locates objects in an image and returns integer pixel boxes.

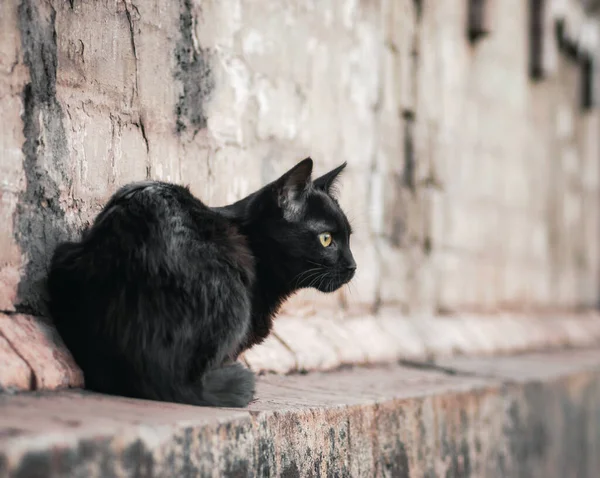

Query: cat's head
[250,158,356,293]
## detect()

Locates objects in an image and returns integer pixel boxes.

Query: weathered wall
[1,0,599,317]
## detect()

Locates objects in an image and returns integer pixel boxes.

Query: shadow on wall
[13,1,75,315]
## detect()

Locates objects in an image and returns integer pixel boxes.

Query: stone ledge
[1,350,600,477]
[242,310,600,374]
[3,310,600,392]
[0,313,83,392]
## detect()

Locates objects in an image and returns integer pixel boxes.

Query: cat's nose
[346,259,357,271]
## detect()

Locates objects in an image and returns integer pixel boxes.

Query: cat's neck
[247,230,295,307]
[239,220,297,346]
[213,195,297,314]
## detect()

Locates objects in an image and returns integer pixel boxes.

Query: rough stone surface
[0,334,32,391]
[241,333,297,374]
[5,311,600,391]
[271,317,341,372]
[1,350,600,477]
[248,312,600,375]
[0,313,83,390]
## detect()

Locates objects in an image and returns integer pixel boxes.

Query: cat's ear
[313,162,347,196]
[276,157,313,218]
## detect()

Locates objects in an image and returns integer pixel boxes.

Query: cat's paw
[202,362,256,407]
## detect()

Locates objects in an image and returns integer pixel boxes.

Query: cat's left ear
[313,162,347,196]
[276,157,313,217]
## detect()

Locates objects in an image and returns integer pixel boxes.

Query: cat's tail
[200,362,256,408]
[131,361,256,408]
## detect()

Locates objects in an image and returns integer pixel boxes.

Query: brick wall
[1,0,599,318]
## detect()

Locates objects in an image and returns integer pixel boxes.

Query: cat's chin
[317,285,340,294]
[314,276,353,294]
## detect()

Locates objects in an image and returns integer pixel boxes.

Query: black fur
[47,158,355,407]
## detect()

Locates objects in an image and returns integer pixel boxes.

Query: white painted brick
[243,333,297,374]
[435,250,465,312]
[273,317,340,371]
[72,111,113,201]
[344,239,380,310]
[377,239,408,306]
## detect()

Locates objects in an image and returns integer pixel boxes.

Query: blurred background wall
[1,0,599,319]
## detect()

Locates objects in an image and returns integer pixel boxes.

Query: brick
[342,316,400,364]
[0,333,32,390]
[0,94,26,191]
[0,0,27,313]
[112,121,153,186]
[409,254,438,315]
[337,164,375,242]
[204,145,268,206]
[0,314,83,390]
[131,1,182,127]
[0,191,21,311]
[435,250,464,311]
[255,77,305,142]
[411,315,475,357]
[377,239,409,306]
[309,316,369,365]
[242,331,297,374]
[54,1,137,104]
[390,0,418,113]
[272,317,340,371]
[342,239,380,309]
[0,266,19,313]
[377,311,428,358]
[70,111,116,200]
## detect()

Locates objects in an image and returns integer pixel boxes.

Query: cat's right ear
[313,162,347,196]
[275,157,313,218]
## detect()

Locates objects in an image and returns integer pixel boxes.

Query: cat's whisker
[292,268,319,282]
[326,276,334,293]
[300,268,325,284]
[308,272,327,289]
[348,282,356,296]
[291,267,323,287]
[308,275,323,289]
[317,272,330,291]
[334,271,342,292]
[304,259,326,268]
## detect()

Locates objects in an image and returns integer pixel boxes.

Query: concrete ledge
[1,349,600,477]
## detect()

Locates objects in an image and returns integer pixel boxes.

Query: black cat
[47,158,355,407]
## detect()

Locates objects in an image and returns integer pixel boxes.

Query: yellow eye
[319,232,332,247]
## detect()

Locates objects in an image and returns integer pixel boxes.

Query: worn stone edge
[1,350,600,477]
[2,308,600,391]
[243,310,600,374]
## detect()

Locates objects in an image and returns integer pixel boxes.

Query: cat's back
[92,181,209,240]
[52,180,254,285]
[91,181,231,251]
